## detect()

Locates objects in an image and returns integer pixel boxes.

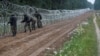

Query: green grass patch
[96,15,100,28]
[54,17,97,56]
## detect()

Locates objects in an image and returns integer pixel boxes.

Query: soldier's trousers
[31,22,36,30]
[24,23,31,32]
[11,26,17,36]
[37,21,42,28]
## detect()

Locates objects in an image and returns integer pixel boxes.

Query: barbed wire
[0,0,91,37]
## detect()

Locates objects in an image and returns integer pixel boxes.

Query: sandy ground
[0,12,91,56]
[93,14,100,56]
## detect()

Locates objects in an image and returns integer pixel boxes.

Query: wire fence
[0,1,91,37]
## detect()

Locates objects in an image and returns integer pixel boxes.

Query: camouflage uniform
[30,17,36,30]
[34,11,43,28]
[21,14,31,32]
[8,15,17,36]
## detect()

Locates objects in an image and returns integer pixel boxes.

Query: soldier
[30,17,36,30]
[34,11,43,28]
[21,14,31,32]
[8,14,17,36]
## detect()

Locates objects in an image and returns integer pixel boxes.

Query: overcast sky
[87,0,95,4]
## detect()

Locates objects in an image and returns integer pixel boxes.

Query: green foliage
[96,14,100,28]
[54,17,97,56]
[7,0,91,10]
[94,0,100,10]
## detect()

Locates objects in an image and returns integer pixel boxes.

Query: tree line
[7,0,92,10]
[94,0,100,10]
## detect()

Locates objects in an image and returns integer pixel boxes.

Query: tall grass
[54,17,97,56]
[96,15,100,28]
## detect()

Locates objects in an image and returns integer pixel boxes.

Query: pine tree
[94,0,100,10]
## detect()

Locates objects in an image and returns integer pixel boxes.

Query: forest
[94,0,100,10]
[8,0,93,10]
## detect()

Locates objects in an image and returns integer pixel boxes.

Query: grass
[54,17,97,56]
[96,15,100,28]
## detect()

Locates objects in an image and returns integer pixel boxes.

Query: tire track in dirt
[29,26,74,56]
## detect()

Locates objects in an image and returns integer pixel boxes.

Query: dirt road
[0,12,91,56]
